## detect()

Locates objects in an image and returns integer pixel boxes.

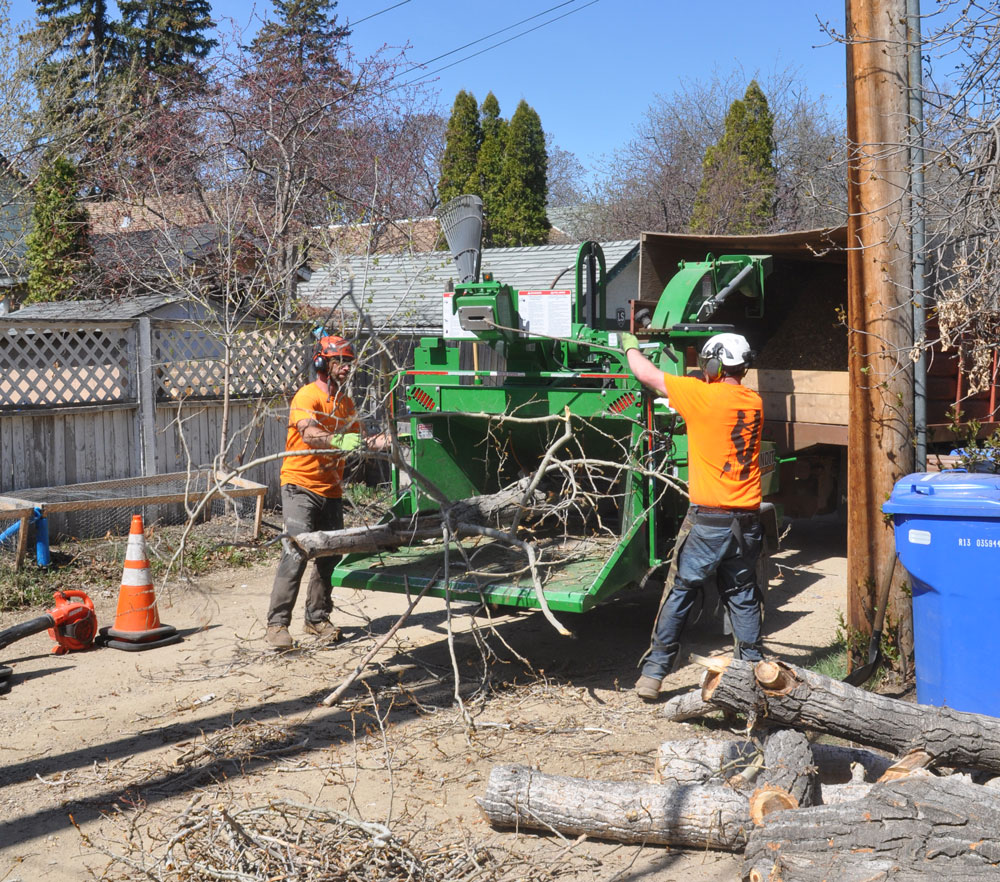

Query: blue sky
[8,0,849,168]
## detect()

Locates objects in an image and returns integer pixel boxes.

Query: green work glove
[621,332,640,353]
[329,432,361,451]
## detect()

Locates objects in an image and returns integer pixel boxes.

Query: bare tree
[582,68,845,240]
[546,136,586,209]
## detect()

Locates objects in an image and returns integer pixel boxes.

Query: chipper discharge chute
[332,195,775,614]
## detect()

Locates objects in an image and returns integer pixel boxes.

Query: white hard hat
[699,333,754,375]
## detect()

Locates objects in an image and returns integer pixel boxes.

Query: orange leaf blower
[0,589,98,656]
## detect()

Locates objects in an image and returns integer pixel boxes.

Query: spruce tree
[473,93,507,247]
[116,0,216,90]
[493,99,548,247]
[29,0,115,150]
[438,90,481,205]
[242,0,352,305]
[690,79,776,234]
[250,0,349,72]
[24,156,91,304]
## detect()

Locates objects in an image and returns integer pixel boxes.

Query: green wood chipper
[332,195,777,614]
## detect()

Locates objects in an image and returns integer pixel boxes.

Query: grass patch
[0,513,283,614]
[0,564,65,612]
[805,642,849,680]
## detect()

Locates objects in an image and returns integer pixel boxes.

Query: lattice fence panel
[0,323,135,407]
[152,323,309,401]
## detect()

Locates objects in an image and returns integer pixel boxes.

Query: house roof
[299,240,640,332]
[90,223,220,278]
[9,292,194,320]
[86,195,211,236]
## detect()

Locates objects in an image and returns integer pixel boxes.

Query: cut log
[661,688,717,722]
[655,738,755,785]
[700,657,1000,775]
[879,748,934,781]
[478,763,751,851]
[290,484,547,560]
[748,729,819,823]
[743,774,1000,882]
[809,742,894,783]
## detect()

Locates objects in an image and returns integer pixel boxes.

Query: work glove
[329,432,361,451]
[621,332,640,353]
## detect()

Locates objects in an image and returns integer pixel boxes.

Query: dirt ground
[0,515,847,881]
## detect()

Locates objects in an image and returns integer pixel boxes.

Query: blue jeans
[642,512,763,680]
[267,484,344,626]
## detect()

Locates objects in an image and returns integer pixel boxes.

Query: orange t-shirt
[661,373,763,509]
[279,381,360,498]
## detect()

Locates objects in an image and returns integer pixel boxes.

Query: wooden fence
[0,317,312,538]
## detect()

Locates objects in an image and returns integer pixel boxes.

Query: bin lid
[883,471,1000,517]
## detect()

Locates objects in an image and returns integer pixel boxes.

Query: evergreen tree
[29,0,115,150]
[438,90,481,205]
[690,79,776,234]
[473,92,507,246]
[116,0,216,91]
[250,0,349,72]
[24,156,91,304]
[242,0,352,306]
[493,99,548,246]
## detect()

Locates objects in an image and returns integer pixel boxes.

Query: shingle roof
[11,293,187,320]
[299,241,639,332]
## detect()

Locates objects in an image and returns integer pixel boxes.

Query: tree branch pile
[477,657,1000,880]
[86,796,519,882]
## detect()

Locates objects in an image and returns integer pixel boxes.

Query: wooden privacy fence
[0,317,311,540]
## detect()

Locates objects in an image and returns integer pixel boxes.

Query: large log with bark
[742,774,1000,882]
[661,688,717,722]
[655,738,755,785]
[478,764,751,851]
[701,657,1000,775]
[289,485,547,560]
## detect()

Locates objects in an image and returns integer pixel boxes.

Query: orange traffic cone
[101,515,181,652]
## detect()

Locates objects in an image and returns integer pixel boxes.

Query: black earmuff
[313,354,327,371]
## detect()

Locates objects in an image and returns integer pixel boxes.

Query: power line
[403,0,579,74]
[394,0,597,86]
[348,0,413,28]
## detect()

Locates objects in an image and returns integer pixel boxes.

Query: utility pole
[845,0,915,662]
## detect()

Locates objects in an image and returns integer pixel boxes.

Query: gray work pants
[267,484,344,626]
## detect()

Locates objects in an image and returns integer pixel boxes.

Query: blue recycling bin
[884,471,1000,717]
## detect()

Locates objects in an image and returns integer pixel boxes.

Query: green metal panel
[331,514,648,613]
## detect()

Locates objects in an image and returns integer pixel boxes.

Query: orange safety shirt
[661,373,763,509]
[279,381,360,498]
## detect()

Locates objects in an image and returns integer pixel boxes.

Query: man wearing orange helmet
[265,334,381,650]
[622,331,765,701]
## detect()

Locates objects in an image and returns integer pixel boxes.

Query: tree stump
[743,774,1000,881]
[478,763,751,851]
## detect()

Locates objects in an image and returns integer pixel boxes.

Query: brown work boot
[265,624,293,650]
[635,674,663,702]
[303,620,342,643]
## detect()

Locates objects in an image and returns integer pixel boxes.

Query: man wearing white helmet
[621,330,765,701]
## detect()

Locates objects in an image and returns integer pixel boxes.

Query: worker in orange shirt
[622,331,765,701]
[265,334,386,650]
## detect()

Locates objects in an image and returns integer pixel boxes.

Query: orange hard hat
[315,335,355,361]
